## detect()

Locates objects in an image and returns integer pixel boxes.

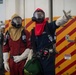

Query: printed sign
[64,54,71,60]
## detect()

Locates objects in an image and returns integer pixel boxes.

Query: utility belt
[33,48,57,59]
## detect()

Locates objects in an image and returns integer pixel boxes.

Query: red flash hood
[35,8,44,13]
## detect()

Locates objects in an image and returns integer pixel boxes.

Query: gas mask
[32,8,45,23]
[11,16,22,28]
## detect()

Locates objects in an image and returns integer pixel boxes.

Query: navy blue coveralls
[31,21,59,75]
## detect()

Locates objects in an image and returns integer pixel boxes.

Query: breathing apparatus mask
[32,8,45,23]
[11,16,22,28]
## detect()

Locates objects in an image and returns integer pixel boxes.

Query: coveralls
[31,21,59,75]
[3,29,31,75]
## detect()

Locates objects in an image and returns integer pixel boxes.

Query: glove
[13,48,30,63]
[56,10,72,26]
[26,49,33,64]
[3,52,10,72]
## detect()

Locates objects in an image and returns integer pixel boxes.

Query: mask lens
[34,12,44,19]
[13,17,22,25]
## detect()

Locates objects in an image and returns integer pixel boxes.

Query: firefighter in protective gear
[0,24,5,75]
[29,8,72,75]
[3,14,31,75]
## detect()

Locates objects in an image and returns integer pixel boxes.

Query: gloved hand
[4,62,10,72]
[26,49,33,64]
[13,48,30,63]
[3,52,10,72]
[63,10,72,20]
[56,10,72,26]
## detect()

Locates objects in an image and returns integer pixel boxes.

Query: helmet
[11,14,22,28]
[32,8,45,23]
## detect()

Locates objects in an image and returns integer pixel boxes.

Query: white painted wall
[5,0,25,20]
[15,0,25,19]
[25,0,76,19]
[25,0,50,18]
[53,0,76,17]
[0,0,5,22]
[0,0,76,21]
[5,0,16,20]
[64,0,76,16]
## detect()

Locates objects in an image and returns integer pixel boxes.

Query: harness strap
[31,28,37,54]
[21,29,26,46]
[45,22,56,44]
[3,29,27,46]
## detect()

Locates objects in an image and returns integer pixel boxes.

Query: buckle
[49,49,53,53]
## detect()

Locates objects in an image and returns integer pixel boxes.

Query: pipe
[49,0,53,22]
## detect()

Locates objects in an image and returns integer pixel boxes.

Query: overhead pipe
[49,0,53,22]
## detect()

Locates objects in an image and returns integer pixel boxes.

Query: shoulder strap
[3,31,9,45]
[45,22,51,36]
[31,28,36,53]
[45,22,56,44]
[0,32,4,45]
[21,29,26,46]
